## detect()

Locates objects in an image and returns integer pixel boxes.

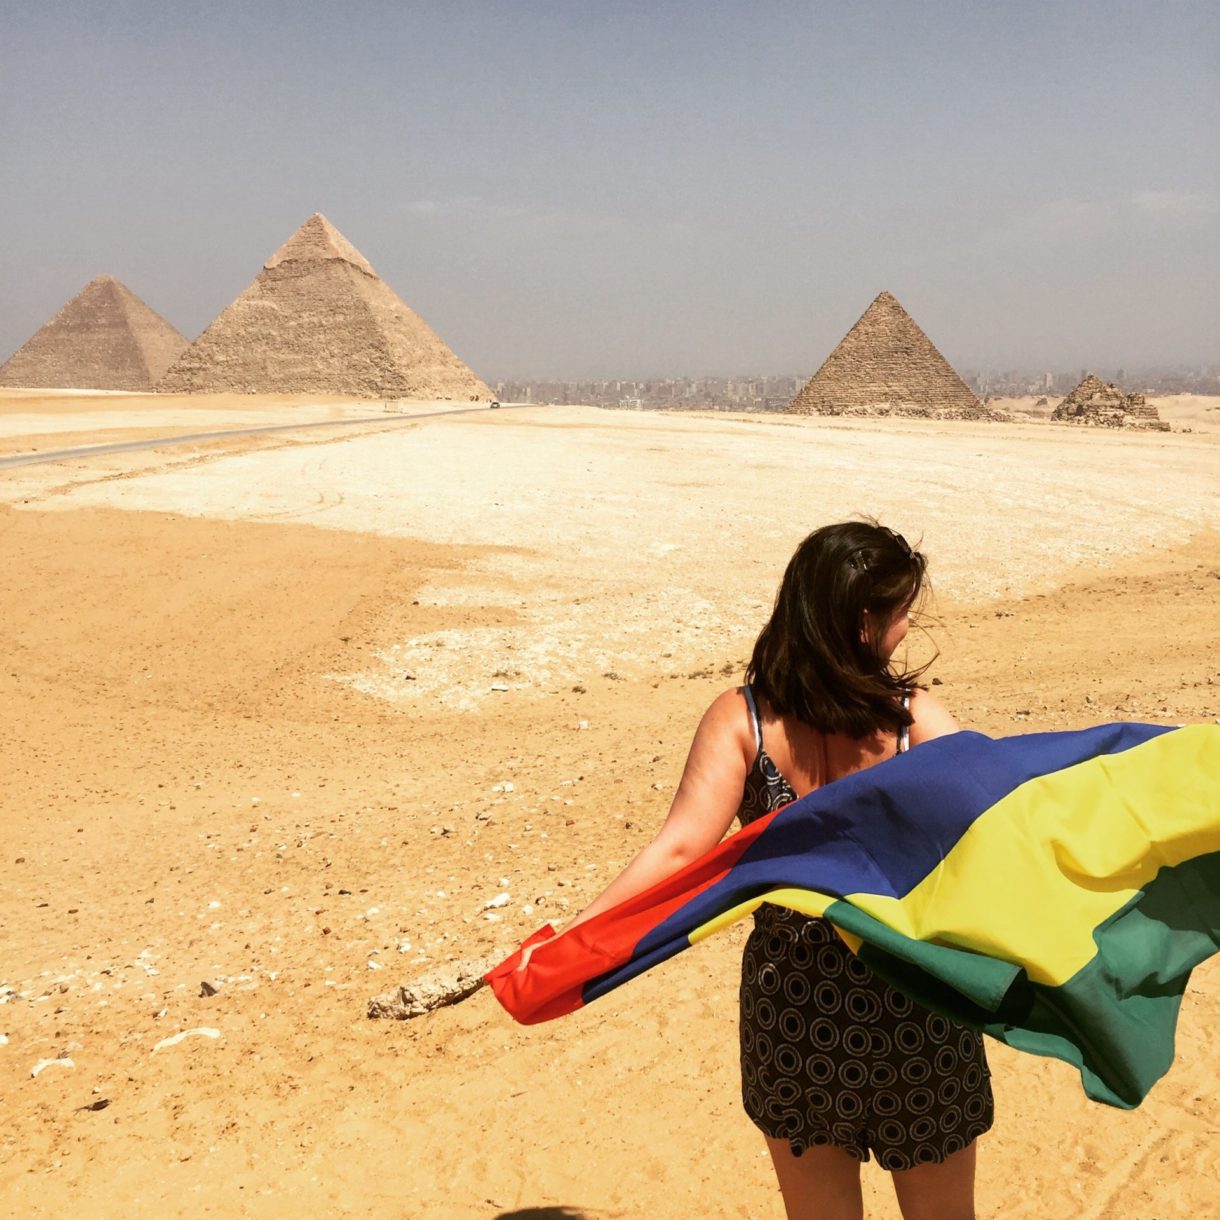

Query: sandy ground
[1,390,1218,1219]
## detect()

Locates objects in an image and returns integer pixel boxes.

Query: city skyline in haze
[2,2,1217,382]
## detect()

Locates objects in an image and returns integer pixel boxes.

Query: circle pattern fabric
[740,905,993,1170]
[734,715,993,1171]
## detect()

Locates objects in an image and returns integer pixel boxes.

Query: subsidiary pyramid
[158,214,491,399]
[1052,373,1169,431]
[788,291,984,418]
[0,276,188,391]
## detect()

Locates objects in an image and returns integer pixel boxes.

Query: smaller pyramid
[788,291,985,419]
[1052,374,1169,431]
[0,277,188,391]
[158,214,491,400]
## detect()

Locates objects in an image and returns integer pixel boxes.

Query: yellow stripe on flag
[688,887,838,945]
[847,724,1220,986]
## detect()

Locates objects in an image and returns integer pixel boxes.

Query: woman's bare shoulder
[684,687,756,758]
[701,686,753,734]
[908,687,960,745]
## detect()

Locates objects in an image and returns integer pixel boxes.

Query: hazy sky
[2,1,1217,379]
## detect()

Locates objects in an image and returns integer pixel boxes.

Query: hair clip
[847,529,914,573]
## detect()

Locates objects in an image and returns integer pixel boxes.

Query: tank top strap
[741,685,764,761]
[898,689,912,754]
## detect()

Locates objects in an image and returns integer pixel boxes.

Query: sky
[1,1,1217,380]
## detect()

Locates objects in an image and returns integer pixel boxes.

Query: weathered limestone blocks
[1052,374,1170,431]
[788,291,988,420]
[158,214,491,400]
[0,277,186,391]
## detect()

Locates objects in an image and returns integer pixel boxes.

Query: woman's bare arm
[556,688,753,934]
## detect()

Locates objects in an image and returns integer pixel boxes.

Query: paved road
[0,403,518,470]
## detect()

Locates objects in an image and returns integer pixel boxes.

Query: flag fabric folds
[485,723,1220,1108]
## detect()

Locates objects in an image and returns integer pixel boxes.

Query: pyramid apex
[81,275,132,300]
[868,290,905,311]
[264,214,375,276]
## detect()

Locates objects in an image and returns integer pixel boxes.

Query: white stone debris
[152,1028,221,1053]
[31,1057,74,1077]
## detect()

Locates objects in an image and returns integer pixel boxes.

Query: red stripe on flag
[485,807,781,1023]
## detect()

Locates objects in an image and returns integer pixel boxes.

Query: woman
[532,521,992,1220]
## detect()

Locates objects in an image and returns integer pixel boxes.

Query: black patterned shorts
[740,906,993,1171]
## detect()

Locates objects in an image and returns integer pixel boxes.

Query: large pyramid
[0,276,188,391]
[158,214,491,399]
[787,291,985,418]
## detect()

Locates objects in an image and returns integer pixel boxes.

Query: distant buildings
[494,365,1217,411]
[966,365,1219,398]
[493,375,804,410]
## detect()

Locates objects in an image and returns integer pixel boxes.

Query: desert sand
[1,390,1218,1219]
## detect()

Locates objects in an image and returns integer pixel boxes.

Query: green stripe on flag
[822,850,1220,1109]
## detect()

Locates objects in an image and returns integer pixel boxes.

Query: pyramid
[158,214,491,400]
[787,291,985,419]
[1052,374,1169,431]
[0,276,188,391]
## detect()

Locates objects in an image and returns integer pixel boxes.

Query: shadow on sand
[494,1209,591,1220]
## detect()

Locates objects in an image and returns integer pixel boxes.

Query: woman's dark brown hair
[745,521,930,738]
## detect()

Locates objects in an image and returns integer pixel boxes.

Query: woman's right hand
[514,938,544,973]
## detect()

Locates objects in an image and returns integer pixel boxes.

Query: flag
[485,723,1220,1108]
